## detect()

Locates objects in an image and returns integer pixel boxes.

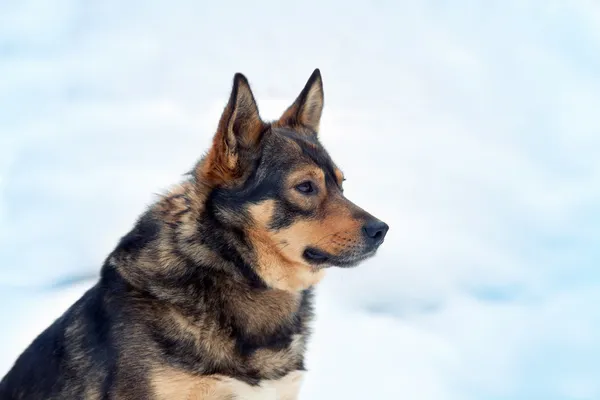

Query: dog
[0,69,389,399]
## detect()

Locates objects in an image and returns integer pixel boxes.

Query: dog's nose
[363,219,389,245]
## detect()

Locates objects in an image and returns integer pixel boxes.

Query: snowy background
[1,1,600,399]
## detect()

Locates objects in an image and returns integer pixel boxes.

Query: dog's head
[196,70,388,291]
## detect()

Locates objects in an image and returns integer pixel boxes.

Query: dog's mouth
[303,247,330,264]
[302,246,378,268]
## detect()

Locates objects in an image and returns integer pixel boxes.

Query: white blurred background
[1,1,599,399]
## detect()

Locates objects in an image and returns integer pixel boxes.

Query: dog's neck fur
[102,178,308,340]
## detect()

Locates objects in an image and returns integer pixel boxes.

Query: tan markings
[286,166,325,190]
[247,193,364,292]
[151,367,305,400]
[250,199,276,227]
[271,212,362,260]
[151,368,234,400]
[270,370,305,400]
[248,226,326,292]
[222,379,276,400]
[285,166,326,211]
[247,200,326,292]
[334,168,345,187]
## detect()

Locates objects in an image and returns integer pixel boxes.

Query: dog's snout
[362,219,389,245]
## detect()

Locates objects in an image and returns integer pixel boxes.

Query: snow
[2,1,600,399]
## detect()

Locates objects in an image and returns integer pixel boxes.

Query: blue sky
[1,1,599,398]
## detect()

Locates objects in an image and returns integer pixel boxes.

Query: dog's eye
[296,181,315,194]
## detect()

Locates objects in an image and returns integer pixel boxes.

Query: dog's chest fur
[143,285,310,399]
[144,278,313,386]
[151,368,304,400]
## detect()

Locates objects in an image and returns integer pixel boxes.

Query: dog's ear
[277,69,324,134]
[199,73,265,186]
